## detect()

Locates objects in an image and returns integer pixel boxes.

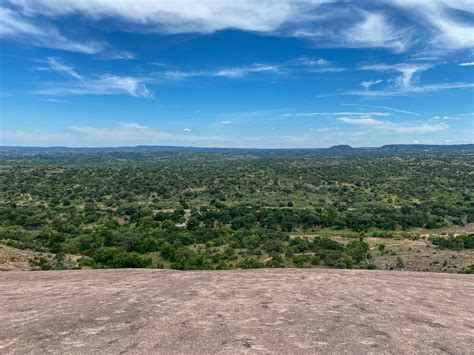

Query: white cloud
[351,62,474,96]
[0,6,105,54]
[343,12,412,52]
[359,63,431,89]
[395,65,430,89]
[213,64,279,78]
[35,75,152,98]
[459,62,474,66]
[343,104,421,116]
[36,98,70,103]
[39,57,83,80]
[162,70,202,80]
[338,116,448,133]
[282,111,391,117]
[221,120,232,125]
[295,57,330,66]
[34,57,152,98]
[360,79,382,90]
[393,0,474,50]
[120,122,150,129]
[7,0,309,34]
[338,117,384,127]
[291,56,345,73]
[431,115,461,121]
[105,50,136,60]
[347,82,474,97]
[160,57,347,81]
[3,1,473,53]
[161,64,280,80]
[183,128,192,132]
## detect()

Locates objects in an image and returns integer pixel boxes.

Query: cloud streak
[351,62,473,96]
[346,82,474,97]
[360,79,382,90]
[0,6,105,54]
[359,63,431,89]
[290,57,345,73]
[343,104,421,117]
[338,116,448,134]
[162,64,280,80]
[281,112,391,117]
[35,57,152,98]
[158,56,346,82]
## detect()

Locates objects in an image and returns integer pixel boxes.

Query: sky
[0,0,473,148]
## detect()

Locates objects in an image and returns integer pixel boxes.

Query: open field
[1,268,473,354]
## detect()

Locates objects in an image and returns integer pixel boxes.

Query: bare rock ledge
[1,269,473,354]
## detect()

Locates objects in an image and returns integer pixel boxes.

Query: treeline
[429,234,474,251]
[0,221,374,270]
[0,200,469,236]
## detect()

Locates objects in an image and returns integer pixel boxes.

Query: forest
[0,151,473,272]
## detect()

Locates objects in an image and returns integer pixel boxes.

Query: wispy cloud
[459,62,474,67]
[343,12,413,52]
[3,1,474,54]
[343,104,421,117]
[347,82,474,97]
[38,57,83,80]
[161,64,280,80]
[393,1,474,50]
[213,64,280,78]
[160,57,347,81]
[34,57,152,98]
[360,79,382,90]
[291,56,345,73]
[338,116,448,134]
[0,6,105,54]
[359,63,431,89]
[350,62,473,96]
[431,113,471,121]
[35,76,153,98]
[36,98,71,103]
[281,112,391,117]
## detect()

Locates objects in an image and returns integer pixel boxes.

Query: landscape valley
[1,147,473,274]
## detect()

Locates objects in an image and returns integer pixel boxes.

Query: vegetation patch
[1,152,473,272]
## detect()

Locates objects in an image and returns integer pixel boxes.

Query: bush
[429,234,474,251]
[92,247,151,268]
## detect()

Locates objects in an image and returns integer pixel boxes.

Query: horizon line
[1,143,473,150]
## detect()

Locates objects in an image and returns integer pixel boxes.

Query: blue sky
[0,0,473,148]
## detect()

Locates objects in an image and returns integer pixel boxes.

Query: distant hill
[0,144,472,155]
